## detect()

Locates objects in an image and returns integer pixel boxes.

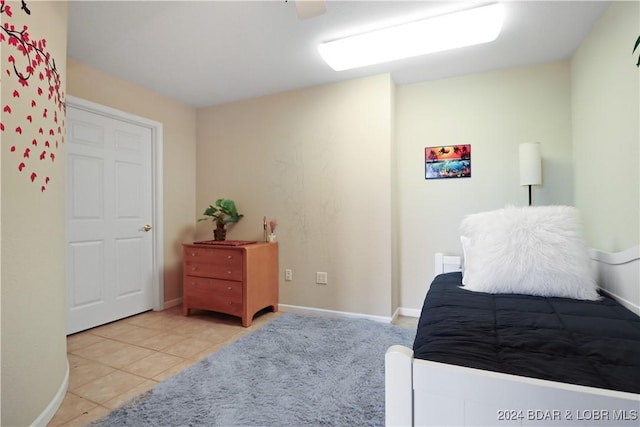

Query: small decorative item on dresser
[263,216,268,242]
[198,198,243,241]
[268,219,277,242]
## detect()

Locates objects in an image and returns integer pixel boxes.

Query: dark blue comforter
[413,272,640,394]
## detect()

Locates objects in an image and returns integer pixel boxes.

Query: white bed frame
[386,247,640,426]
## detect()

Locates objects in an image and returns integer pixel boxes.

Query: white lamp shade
[519,142,541,186]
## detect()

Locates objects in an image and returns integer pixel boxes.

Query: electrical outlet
[316,272,328,285]
[285,269,293,281]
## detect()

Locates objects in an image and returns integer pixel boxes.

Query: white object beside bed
[434,253,464,276]
[386,246,640,427]
[591,246,640,316]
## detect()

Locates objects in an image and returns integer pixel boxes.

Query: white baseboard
[397,307,421,318]
[162,298,419,322]
[163,297,183,310]
[390,307,400,324]
[279,304,393,324]
[32,358,69,426]
[279,304,422,323]
[390,307,422,323]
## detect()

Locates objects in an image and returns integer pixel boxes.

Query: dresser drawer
[184,261,242,281]
[183,247,242,266]
[184,277,242,298]
[183,247,243,280]
[183,294,243,316]
[184,277,243,316]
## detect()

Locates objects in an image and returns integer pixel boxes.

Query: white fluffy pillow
[459,205,599,300]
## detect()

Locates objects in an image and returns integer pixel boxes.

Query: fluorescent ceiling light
[318,3,505,71]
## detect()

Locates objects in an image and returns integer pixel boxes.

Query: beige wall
[396,62,574,309]
[196,74,395,317]
[1,2,68,425]
[66,59,198,305]
[572,1,640,252]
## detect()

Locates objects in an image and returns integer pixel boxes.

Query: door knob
[143,224,153,232]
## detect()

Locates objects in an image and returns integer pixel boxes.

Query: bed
[385,206,640,426]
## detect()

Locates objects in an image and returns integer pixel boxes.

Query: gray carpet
[91,312,415,427]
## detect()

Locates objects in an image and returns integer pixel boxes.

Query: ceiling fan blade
[295,0,326,20]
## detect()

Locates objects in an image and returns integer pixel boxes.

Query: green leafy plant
[634,35,640,67]
[198,199,243,240]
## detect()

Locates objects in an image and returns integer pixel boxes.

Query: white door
[66,106,154,334]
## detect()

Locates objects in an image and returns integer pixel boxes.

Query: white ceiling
[67,1,610,108]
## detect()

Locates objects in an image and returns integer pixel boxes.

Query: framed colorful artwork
[425,145,471,179]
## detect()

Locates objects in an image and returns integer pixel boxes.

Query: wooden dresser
[182,242,278,327]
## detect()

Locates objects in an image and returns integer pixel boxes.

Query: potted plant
[198,198,244,241]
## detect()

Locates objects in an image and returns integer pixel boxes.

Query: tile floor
[48,307,417,426]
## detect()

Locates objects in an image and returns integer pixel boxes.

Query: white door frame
[66,95,164,311]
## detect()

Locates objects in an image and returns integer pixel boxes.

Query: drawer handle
[191,267,197,271]
[228,301,233,305]
[191,282,197,286]
[227,286,232,291]
[227,255,232,259]
[191,252,196,257]
[227,270,232,275]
